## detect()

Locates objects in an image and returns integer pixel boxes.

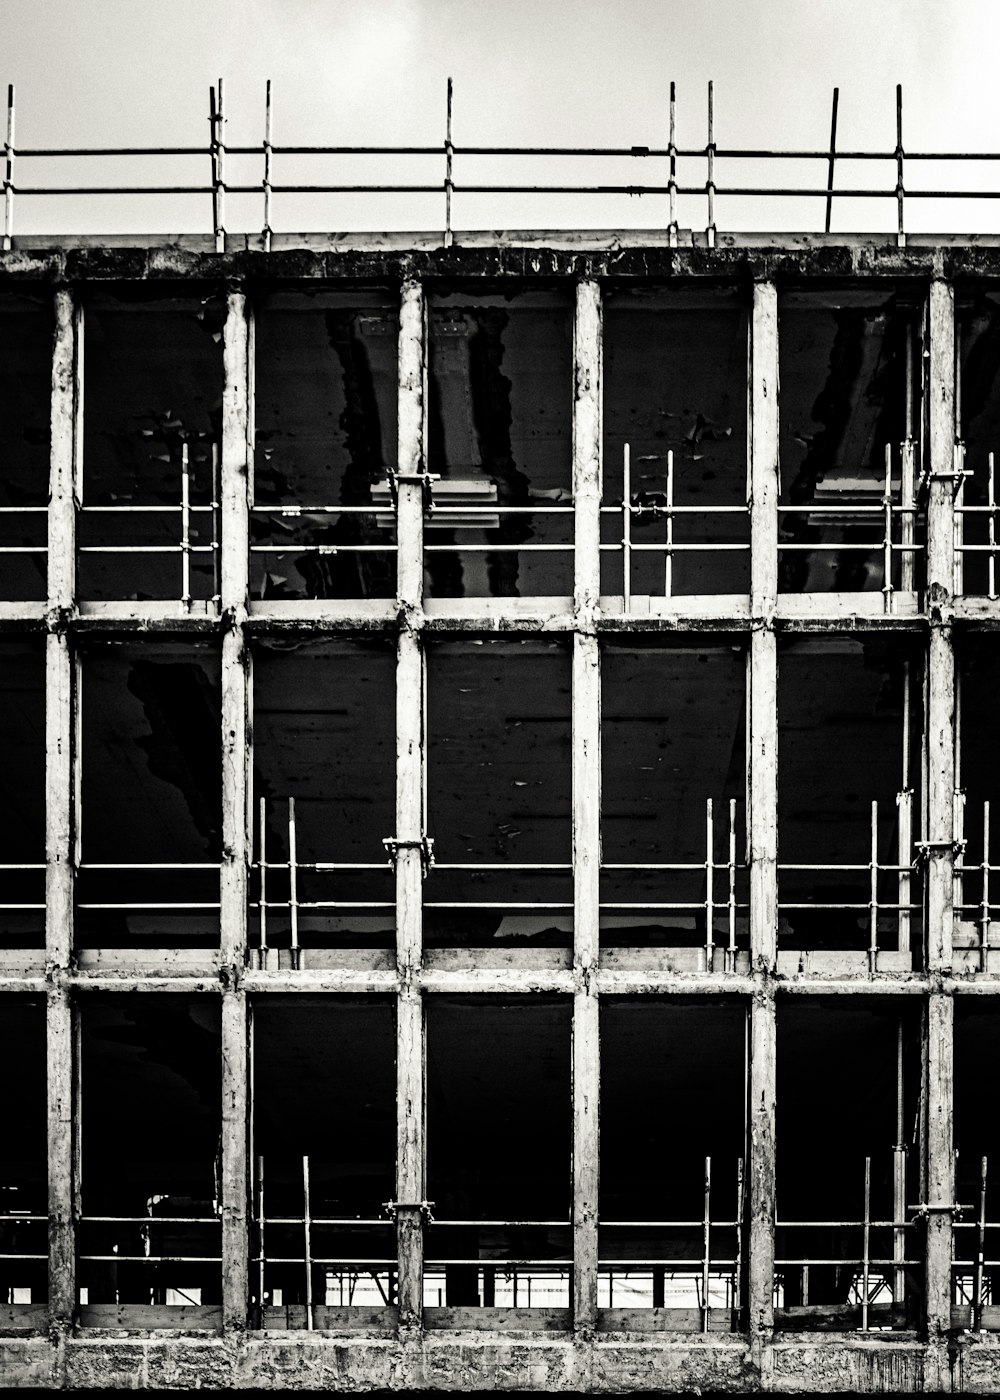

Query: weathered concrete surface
[10,1331,1000,1391]
[0,237,994,289]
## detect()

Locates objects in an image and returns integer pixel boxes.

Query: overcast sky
[5,0,1000,236]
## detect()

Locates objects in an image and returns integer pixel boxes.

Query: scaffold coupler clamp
[384,1199,435,1224]
[909,1201,969,1223]
[386,467,440,512]
[915,838,967,863]
[383,835,435,876]
[918,442,971,500]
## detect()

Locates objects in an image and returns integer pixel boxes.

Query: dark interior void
[778,637,923,957]
[956,641,1000,941]
[78,997,221,1311]
[0,639,45,949]
[425,638,572,948]
[0,998,46,1304]
[426,290,573,599]
[78,641,221,948]
[599,1000,746,1320]
[778,291,923,594]
[251,998,396,1316]
[954,1005,1000,1318]
[602,288,749,598]
[252,291,398,602]
[80,291,224,602]
[252,637,394,950]
[0,293,49,602]
[959,296,1000,596]
[775,1000,921,1330]
[425,998,571,1309]
[601,640,747,949]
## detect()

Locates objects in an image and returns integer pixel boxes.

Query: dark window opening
[958,296,1000,597]
[0,638,45,950]
[425,997,572,1315]
[778,292,924,596]
[955,639,1000,968]
[603,288,750,601]
[0,294,50,602]
[426,291,573,600]
[78,997,222,1325]
[425,638,572,949]
[0,998,46,1319]
[78,642,221,951]
[954,1004,1000,1327]
[252,291,399,602]
[601,639,748,959]
[80,291,224,604]
[251,997,396,1327]
[775,1000,921,1332]
[599,999,747,1328]
[778,636,923,965]
[251,638,395,960]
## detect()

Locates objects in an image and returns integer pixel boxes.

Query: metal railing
[601,797,748,966]
[603,446,750,606]
[955,447,1000,597]
[776,1156,917,1331]
[778,798,921,964]
[778,442,921,603]
[253,1156,395,1329]
[253,798,393,961]
[80,443,219,608]
[599,1155,743,1329]
[6,80,1000,246]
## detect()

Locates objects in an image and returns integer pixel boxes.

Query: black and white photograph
[0,1,997,1391]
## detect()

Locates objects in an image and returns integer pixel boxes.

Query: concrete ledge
[6,1330,998,1391]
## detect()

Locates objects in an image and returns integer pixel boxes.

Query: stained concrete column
[572,279,602,1333]
[748,280,779,1365]
[395,277,427,1328]
[220,287,251,1334]
[46,284,80,1333]
[924,278,957,1357]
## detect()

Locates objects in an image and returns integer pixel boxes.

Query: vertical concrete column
[572,278,602,1333]
[573,279,602,617]
[46,284,80,1331]
[395,277,426,1328]
[924,278,957,1350]
[220,288,251,1333]
[747,280,779,1358]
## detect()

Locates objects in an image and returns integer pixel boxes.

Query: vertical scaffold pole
[622,442,631,612]
[668,81,678,247]
[211,79,226,253]
[824,87,839,235]
[263,81,273,253]
[3,84,14,250]
[706,81,716,248]
[444,77,454,249]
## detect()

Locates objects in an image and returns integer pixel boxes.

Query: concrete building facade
[1,226,1000,1391]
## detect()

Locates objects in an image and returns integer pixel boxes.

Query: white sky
[5,0,1000,236]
